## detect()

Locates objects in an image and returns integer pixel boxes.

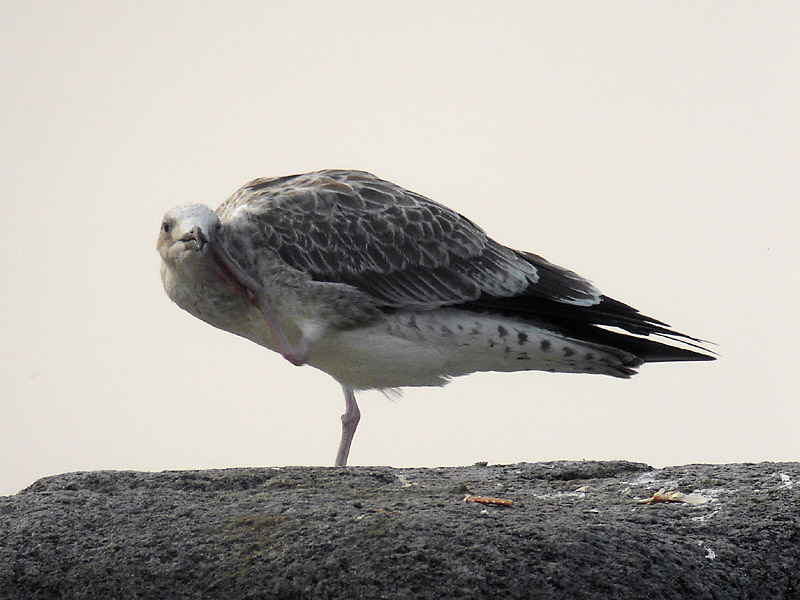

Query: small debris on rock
[464,495,515,507]
[636,489,709,505]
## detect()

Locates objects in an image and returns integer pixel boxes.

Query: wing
[216,170,602,309]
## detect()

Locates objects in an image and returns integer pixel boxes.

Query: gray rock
[1,461,798,599]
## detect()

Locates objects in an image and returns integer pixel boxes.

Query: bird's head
[157,203,222,266]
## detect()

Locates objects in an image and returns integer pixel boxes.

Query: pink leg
[209,242,309,365]
[335,386,360,467]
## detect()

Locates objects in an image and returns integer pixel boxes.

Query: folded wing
[217,169,714,362]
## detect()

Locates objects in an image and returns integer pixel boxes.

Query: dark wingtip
[649,348,717,363]
[625,337,717,364]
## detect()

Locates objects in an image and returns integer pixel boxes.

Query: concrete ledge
[1,461,798,599]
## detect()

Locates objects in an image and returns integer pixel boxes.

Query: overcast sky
[2,2,798,496]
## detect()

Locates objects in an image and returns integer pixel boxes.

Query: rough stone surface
[1,461,798,599]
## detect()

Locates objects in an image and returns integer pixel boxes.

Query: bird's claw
[283,351,307,367]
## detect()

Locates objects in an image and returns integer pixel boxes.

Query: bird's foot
[335,387,360,467]
[282,348,309,367]
[208,241,312,367]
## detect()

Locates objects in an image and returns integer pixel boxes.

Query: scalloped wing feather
[216,170,601,309]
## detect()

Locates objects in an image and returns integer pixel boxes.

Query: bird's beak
[180,226,209,252]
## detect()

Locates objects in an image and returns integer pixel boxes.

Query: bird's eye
[162,221,171,233]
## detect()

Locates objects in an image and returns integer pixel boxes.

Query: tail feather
[567,324,717,364]
[461,293,716,364]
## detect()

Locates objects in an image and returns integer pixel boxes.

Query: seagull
[157,169,714,466]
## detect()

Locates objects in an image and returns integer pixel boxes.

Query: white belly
[306,308,634,389]
[164,262,635,388]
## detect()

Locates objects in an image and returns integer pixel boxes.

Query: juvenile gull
[157,169,714,466]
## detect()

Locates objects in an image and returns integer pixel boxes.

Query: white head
[157,203,222,266]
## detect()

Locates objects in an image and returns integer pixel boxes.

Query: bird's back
[211,169,714,369]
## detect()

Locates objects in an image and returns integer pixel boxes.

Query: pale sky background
[2,2,798,496]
